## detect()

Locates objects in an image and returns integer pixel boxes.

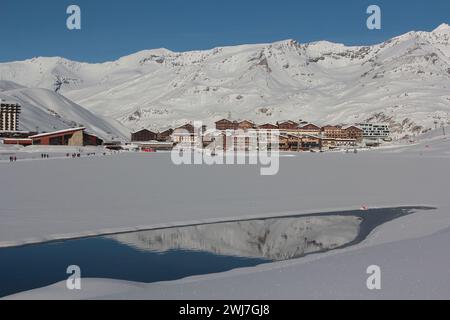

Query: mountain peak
[274,39,297,45]
[433,23,450,33]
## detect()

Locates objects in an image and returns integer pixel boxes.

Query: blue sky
[0,0,449,63]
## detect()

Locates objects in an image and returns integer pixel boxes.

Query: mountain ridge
[1,24,450,139]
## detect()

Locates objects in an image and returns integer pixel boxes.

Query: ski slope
[0,81,129,140]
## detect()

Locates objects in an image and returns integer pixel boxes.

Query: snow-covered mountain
[0,81,128,140]
[1,24,450,138]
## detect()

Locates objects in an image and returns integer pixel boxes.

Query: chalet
[258,123,279,130]
[172,123,202,146]
[321,125,346,139]
[235,129,260,151]
[301,134,322,149]
[343,126,364,142]
[29,127,103,146]
[279,133,321,151]
[298,123,321,135]
[131,129,158,142]
[211,130,262,152]
[237,120,256,130]
[215,119,237,131]
[257,124,279,150]
[295,134,321,151]
[277,121,299,130]
[157,128,174,142]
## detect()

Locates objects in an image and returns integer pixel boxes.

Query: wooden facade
[321,125,346,139]
[321,125,363,142]
[258,123,279,130]
[83,133,104,146]
[277,121,299,130]
[298,123,321,135]
[131,129,158,142]
[275,134,322,151]
[344,126,364,142]
[157,128,174,141]
[172,123,198,145]
[166,118,364,152]
[215,119,237,131]
[237,120,256,130]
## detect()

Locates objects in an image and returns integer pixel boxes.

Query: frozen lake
[0,206,433,298]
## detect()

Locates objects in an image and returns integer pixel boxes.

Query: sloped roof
[215,118,234,123]
[300,123,321,129]
[29,127,86,139]
[132,128,157,135]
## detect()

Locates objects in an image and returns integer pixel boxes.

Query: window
[50,136,64,145]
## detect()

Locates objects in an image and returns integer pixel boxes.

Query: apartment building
[358,123,390,139]
[0,102,21,132]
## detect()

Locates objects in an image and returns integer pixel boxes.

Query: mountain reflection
[108,215,362,261]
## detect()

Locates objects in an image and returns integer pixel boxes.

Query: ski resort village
[1,100,391,154]
[1,21,450,300]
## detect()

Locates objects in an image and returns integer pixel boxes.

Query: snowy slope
[0,81,129,140]
[1,24,450,138]
[2,136,450,299]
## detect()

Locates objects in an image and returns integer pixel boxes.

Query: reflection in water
[109,216,362,260]
[0,206,435,298]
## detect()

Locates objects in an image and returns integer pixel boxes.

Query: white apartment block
[0,101,21,132]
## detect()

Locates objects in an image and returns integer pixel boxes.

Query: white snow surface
[0,81,129,140]
[1,25,450,137]
[1,130,450,299]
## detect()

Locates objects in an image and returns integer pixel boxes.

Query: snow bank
[8,226,450,300]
